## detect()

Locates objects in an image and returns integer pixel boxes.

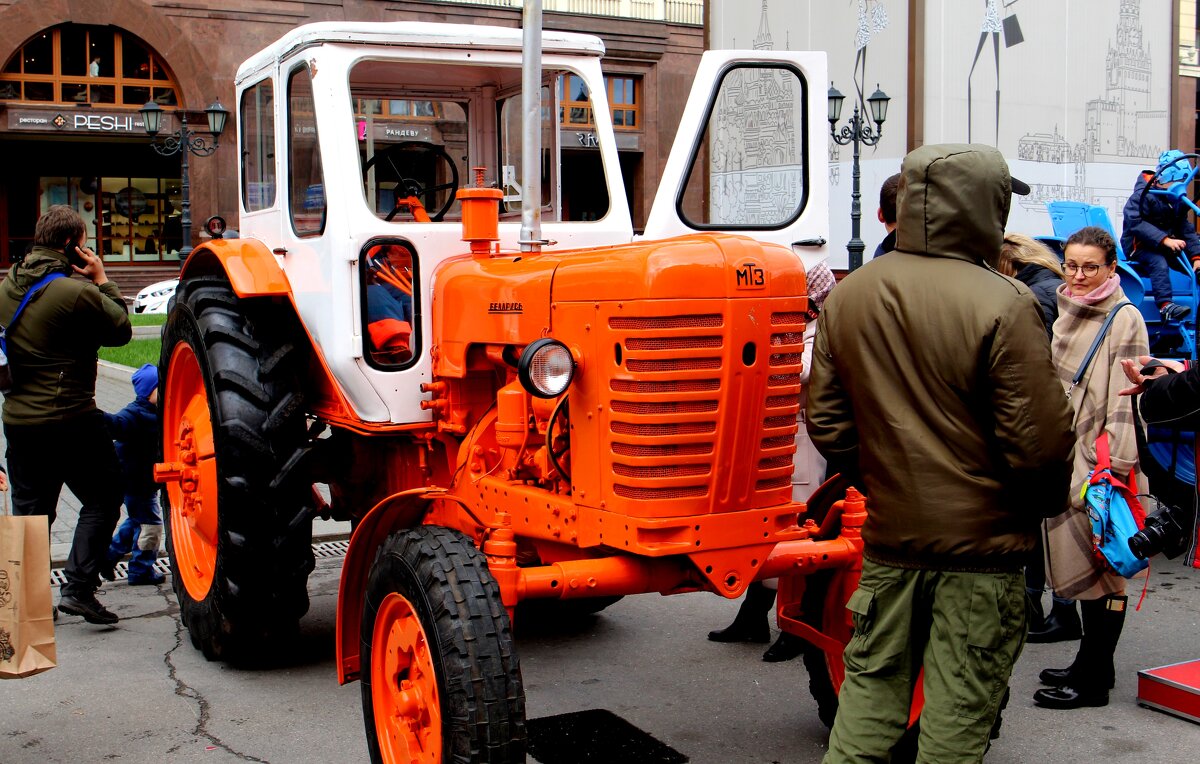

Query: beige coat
[1045,282,1149,600]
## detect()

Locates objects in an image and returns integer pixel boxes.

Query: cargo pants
[823,560,1027,764]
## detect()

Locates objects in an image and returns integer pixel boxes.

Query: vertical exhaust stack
[520,0,543,254]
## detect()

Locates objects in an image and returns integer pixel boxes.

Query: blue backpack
[1082,432,1149,578]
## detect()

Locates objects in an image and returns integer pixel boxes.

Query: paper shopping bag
[0,513,57,678]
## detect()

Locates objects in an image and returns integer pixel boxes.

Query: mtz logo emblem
[489,302,523,313]
[735,261,766,290]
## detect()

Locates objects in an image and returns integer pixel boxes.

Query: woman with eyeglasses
[1035,225,1149,710]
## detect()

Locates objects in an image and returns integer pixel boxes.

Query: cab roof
[235,21,606,85]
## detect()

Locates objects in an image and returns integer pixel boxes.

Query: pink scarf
[1066,274,1119,305]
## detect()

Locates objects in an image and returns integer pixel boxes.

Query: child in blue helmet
[101,363,164,585]
[1120,149,1200,322]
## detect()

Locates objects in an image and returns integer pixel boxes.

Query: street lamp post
[138,100,230,261]
[828,83,890,272]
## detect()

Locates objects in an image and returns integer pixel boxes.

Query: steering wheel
[1138,152,1200,219]
[362,141,460,222]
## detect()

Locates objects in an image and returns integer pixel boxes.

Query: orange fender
[335,488,450,684]
[182,239,290,297]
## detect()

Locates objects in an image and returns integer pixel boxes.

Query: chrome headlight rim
[517,338,575,399]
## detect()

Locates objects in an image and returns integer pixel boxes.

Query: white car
[133,278,178,314]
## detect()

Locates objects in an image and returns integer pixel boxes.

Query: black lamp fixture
[828,82,890,272]
[139,99,229,262]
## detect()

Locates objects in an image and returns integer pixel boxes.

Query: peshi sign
[6,108,178,135]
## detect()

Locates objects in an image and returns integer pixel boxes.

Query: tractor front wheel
[361,526,526,764]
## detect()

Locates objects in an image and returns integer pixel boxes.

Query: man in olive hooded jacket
[808,145,1074,760]
[0,205,132,625]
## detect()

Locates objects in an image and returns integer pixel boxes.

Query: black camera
[1128,500,1193,560]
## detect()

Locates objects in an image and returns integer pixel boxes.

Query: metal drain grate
[50,538,350,585]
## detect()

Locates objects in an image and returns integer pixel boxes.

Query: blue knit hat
[1157,150,1191,185]
[132,363,158,399]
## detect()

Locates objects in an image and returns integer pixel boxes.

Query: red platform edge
[1138,659,1200,725]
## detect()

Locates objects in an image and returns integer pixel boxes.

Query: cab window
[287,64,325,236]
[678,64,808,229]
[361,239,419,369]
[240,78,276,212]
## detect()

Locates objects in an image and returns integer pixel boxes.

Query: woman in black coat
[998,232,1064,337]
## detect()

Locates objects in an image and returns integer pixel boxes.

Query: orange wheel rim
[163,340,219,602]
[372,592,442,764]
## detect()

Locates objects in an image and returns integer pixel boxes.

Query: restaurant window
[0,24,179,107]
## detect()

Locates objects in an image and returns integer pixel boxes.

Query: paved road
[3,554,1200,763]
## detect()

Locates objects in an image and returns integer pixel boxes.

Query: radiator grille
[610,314,723,330]
[613,462,711,479]
[612,442,714,457]
[613,484,709,500]
[763,415,797,429]
[758,455,794,470]
[766,394,801,409]
[625,336,723,351]
[606,305,804,506]
[761,435,796,450]
[756,475,792,492]
[611,421,717,437]
[626,357,722,373]
[611,399,719,415]
[611,379,721,394]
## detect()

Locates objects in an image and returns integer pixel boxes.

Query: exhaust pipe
[520,0,543,253]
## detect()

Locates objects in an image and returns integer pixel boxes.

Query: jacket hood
[14,247,72,288]
[895,144,1014,264]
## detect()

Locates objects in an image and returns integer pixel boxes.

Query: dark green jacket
[807,144,1074,572]
[0,246,131,425]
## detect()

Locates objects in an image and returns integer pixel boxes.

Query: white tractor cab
[229,22,828,425]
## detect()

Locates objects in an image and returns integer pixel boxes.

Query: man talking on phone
[0,204,131,624]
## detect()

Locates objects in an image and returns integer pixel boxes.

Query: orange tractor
[153,18,917,763]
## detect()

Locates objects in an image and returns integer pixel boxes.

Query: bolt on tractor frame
[152,14,922,763]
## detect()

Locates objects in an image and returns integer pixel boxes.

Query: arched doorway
[0,23,186,265]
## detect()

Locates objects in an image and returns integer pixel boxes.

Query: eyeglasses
[1064,263,1105,276]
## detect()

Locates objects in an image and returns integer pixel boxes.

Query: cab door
[642,50,829,267]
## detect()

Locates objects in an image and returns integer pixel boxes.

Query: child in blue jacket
[1120,149,1200,322]
[102,363,163,585]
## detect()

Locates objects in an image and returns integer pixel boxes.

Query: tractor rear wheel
[361,526,526,764]
[160,274,313,660]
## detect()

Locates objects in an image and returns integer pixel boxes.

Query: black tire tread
[362,526,526,763]
[162,274,313,661]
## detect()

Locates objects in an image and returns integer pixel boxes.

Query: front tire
[361,526,526,763]
[160,275,313,660]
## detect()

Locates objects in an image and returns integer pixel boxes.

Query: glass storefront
[34,176,182,262]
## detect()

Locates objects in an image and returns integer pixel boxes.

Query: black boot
[708,582,774,643]
[1027,598,1081,643]
[1034,595,1127,709]
[762,631,805,662]
[1026,587,1046,633]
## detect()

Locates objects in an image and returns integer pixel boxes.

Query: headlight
[518,339,575,398]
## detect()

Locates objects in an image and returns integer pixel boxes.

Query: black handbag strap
[1068,301,1134,398]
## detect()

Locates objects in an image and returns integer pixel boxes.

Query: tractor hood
[432,235,806,378]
